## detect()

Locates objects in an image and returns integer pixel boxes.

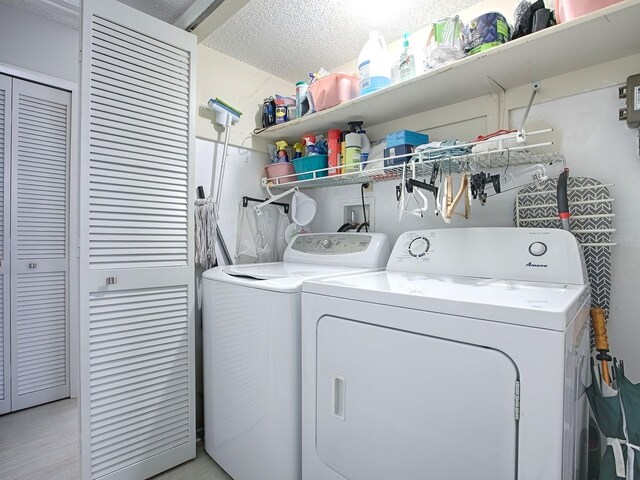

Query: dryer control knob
[321,239,333,249]
[529,242,548,256]
[408,237,430,257]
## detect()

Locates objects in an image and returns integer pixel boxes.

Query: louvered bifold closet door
[80,1,196,479]
[0,74,11,415]
[10,79,70,411]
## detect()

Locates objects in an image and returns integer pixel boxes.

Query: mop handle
[591,307,612,386]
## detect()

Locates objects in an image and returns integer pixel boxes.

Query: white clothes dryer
[202,233,391,480]
[301,228,591,480]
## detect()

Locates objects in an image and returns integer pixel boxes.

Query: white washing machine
[301,228,591,480]
[202,232,391,480]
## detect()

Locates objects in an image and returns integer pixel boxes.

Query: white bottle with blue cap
[358,31,391,96]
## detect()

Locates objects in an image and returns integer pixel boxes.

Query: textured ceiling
[203,0,480,83]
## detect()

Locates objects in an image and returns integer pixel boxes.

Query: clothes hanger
[397,160,429,220]
[405,161,440,216]
[440,157,471,222]
[439,170,450,224]
[446,172,471,220]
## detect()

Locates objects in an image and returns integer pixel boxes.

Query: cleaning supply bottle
[275,140,289,163]
[358,31,392,96]
[295,81,308,118]
[327,129,341,176]
[398,32,416,82]
[344,122,363,172]
[359,128,371,165]
[293,142,304,159]
[302,134,319,155]
[339,130,348,174]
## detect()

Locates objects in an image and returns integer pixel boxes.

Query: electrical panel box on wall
[625,74,640,129]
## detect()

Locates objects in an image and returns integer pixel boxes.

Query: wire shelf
[264,136,565,190]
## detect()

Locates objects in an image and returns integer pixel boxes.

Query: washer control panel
[284,232,391,268]
[290,233,372,255]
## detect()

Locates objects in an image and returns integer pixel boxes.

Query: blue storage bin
[386,130,430,148]
[291,155,328,180]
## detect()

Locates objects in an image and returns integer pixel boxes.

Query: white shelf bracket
[254,186,299,215]
[485,76,507,131]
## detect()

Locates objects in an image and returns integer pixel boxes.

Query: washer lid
[223,262,356,280]
[202,262,376,293]
[303,270,590,331]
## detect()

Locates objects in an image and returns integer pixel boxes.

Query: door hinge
[514,380,521,421]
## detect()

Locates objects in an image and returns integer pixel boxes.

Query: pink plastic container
[265,162,297,184]
[554,0,623,23]
[309,73,359,112]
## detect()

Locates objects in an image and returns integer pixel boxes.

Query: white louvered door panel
[0,74,11,415]
[10,79,70,411]
[80,1,196,479]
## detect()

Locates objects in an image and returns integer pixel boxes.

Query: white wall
[196,44,293,151]
[0,3,78,82]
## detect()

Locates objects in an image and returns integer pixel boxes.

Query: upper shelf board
[254,0,640,141]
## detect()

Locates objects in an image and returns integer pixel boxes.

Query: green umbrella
[588,361,640,479]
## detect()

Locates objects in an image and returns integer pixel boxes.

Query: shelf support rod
[519,81,541,134]
[485,76,507,131]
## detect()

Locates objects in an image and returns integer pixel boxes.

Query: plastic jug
[344,122,362,172]
[358,31,391,96]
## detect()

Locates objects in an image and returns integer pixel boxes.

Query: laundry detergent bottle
[344,122,362,172]
[358,31,391,96]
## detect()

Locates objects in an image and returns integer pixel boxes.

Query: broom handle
[591,307,612,386]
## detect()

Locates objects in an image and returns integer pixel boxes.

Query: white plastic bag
[255,208,274,263]
[235,203,258,264]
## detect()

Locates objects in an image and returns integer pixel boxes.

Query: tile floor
[0,398,231,480]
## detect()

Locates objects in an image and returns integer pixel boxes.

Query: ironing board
[515,177,615,347]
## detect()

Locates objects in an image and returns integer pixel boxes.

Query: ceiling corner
[190,0,249,43]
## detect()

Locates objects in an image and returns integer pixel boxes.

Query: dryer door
[316,316,519,480]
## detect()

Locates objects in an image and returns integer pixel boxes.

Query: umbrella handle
[557,168,571,232]
[591,307,612,386]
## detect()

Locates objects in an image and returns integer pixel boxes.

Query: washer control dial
[529,241,548,257]
[408,237,430,258]
[321,239,333,249]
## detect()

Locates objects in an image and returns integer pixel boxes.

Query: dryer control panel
[387,228,588,285]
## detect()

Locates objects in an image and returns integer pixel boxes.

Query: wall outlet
[339,197,375,231]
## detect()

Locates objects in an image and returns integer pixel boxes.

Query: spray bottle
[398,32,416,81]
[345,122,363,172]
[339,130,348,174]
[293,142,304,159]
[275,140,289,163]
[327,129,341,176]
